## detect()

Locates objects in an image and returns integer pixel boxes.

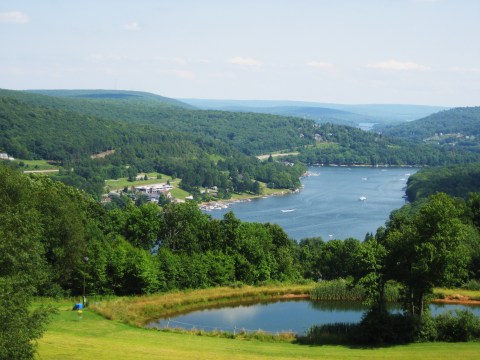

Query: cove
[208,166,418,241]
[147,299,480,335]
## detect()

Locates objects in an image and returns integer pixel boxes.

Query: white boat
[359,196,367,201]
[281,209,295,213]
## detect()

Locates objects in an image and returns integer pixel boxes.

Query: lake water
[208,166,417,241]
[147,299,480,335]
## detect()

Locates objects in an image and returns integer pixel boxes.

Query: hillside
[0,89,318,156]
[406,163,480,201]
[295,123,480,166]
[0,90,306,197]
[28,89,193,109]
[382,107,480,153]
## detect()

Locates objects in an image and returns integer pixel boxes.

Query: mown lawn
[37,299,480,360]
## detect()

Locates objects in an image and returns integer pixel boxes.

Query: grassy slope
[38,306,480,360]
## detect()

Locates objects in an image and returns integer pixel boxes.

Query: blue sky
[1,0,479,106]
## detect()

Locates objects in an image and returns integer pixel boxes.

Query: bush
[310,279,365,301]
[435,310,480,342]
[462,279,480,291]
[351,307,417,345]
[298,323,356,345]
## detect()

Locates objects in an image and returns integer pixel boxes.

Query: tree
[0,165,53,359]
[381,193,471,317]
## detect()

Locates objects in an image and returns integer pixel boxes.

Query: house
[134,183,173,194]
[0,152,14,160]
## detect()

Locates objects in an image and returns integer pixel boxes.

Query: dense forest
[2,162,479,297]
[406,163,480,201]
[0,92,305,198]
[6,89,318,156]
[295,123,479,166]
[382,107,480,152]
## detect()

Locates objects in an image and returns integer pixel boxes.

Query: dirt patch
[91,149,115,159]
[277,294,310,299]
[432,294,480,305]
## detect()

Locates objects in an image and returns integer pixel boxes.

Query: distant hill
[2,89,317,156]
[0,89,309,196]
[180,99,448,127]
[28,89,194,109]
[382,107,480,152]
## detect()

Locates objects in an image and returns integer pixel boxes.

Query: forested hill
[0,92,306,196]
[405,163,480,202]
[295,123,480,166]
[10,89,317,156]
[382,106,480,148]
[28,89,193,109]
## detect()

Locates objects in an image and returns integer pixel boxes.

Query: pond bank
[91,284,314,327]
[91,285,480,329]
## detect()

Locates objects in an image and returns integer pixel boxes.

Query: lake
[208,166,418,240]
[147,299,480,335]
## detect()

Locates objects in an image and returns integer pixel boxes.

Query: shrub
[298,323,356,345]
[435,310,480,342]
[351,307,417,345]
[462,279,480,291]
[310,279,365,301]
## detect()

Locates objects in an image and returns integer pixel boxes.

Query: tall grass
[310,279,365,301]
[91,283,314,327]
[310,279,402,302]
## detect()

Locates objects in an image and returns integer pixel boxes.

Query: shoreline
[199,189,296,211]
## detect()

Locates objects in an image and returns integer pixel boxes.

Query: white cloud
[174,57,187,65]
[174,70,195,80]
[228,56,263,67]
[368,59,430,71]
[307,60,335,70]
[0,11,29,24]
[124,21,140,31]
[449,66,480,74]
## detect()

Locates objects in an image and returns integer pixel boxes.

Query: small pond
[146,299,480,335]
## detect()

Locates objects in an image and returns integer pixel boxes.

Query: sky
[1,0,479,106]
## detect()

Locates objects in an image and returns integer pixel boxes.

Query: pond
[146,299,480,335]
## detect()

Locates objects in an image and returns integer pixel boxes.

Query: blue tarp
[72,303,84,310]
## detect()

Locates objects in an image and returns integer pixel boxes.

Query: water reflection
[147,299,480,335]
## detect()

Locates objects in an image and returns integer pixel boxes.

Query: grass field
[105,173,178,190]
[36,286,480,359]
[37,304,480,360]
[12,159,60,172]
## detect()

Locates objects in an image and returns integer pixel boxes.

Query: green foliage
[298,237,363,280]
[0,165,54,358]
[406,163,480,201]
[0,89,307,198]
[352,307,418,345]
[297,123,480,166]
[434,310,480,342]
[298,323,356,345]
[383,106,480,149]
[378,193,473,317]
[310,279,365,301]
[462,279,480,291]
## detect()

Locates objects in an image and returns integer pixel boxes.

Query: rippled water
[208,166,418,240]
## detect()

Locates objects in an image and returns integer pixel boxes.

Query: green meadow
[37,306,480,360]
[36,286,480,360]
